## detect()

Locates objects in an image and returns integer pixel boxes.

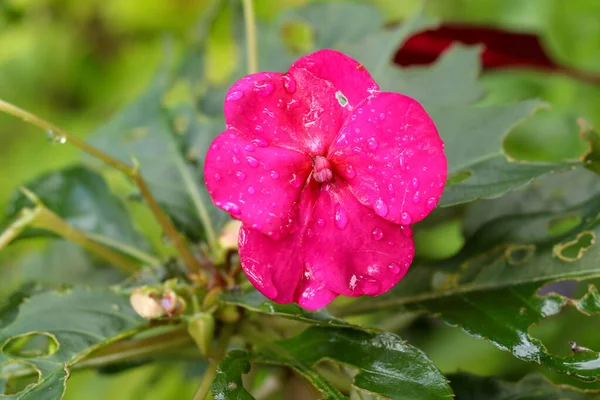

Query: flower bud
[187,313,215,356]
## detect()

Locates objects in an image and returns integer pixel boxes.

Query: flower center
[313,156,333,183]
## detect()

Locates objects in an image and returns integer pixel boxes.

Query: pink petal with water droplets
[238,182,319,304]
[205,130,311,239]
[303,183,414,297]
[224,70,347,156]
[295,277,338,310]
[290,49,380,107]
[329,92,447,225]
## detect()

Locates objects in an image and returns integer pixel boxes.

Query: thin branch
[0,207,41,250]
[242,0,258,74]
[0,98,203,274]
[193,323,236,400]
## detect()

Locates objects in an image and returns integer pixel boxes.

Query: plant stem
[0,207,41,250]
[33,206,141,274]
[242,0,258,74]
[0,98,203,275]
[86,232,162,267]
[193,323,236,400]
[193,359,219,400]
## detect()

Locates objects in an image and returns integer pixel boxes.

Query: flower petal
[289,49,380,107]
[303,182,414,297]
[205,130,312,238]
[329,92,447,225]
[224,70,347,156]
[295,278,338,310]
[238,182,319,304]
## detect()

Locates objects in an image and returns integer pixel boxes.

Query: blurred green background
[1,0,599,397]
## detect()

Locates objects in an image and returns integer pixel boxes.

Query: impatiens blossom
[205,49,447,310]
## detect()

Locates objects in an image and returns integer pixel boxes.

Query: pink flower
[205,50,447,310]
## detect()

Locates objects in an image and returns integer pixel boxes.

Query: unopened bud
[130,288,165,320]
[187,313,215,356]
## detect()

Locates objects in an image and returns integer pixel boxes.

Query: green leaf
[439,156,577,207]
[4,166,150,250]
[219,289,353,329]
[0,288,146,398]
[449,373,600,399]
[343,169,600,380]
[253,327,453,400]
[86,71,220,241]
[379,44,485,108]
[579,119,600,175]
[211,350,254,400]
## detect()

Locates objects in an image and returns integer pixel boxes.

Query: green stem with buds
[0,98,203,274]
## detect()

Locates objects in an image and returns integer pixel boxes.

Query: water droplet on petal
[226,90,243,101]
[270,171,279,179]
[412,193,420,204]
[400,225,413,237]
[371,227,383,241]
[244,144,255,152]
[426,197,437,210]
[361,278,381,295]
[282,75,296,93]
[388,263,401,274]
[236,171,246,181]
[214,173,221,181]
[211,143,219,150]
[379,112,385,120]
[387,183,395,195]
[317,218,325,227]
[334,206,348,230]
[254,80,275,96]
[224,202,241,214]
[345,165,356,179]
[398,155,406,171]
[246,156,259,168]
[306,229,314,238]
[247,186,255,194]
[254,125,264,133]
[368,138,378,150]
[251,223,262,230]
[251,138,269,147]
[411,177,419,189]
[374,199,389,217]
[400,212,412,224]
[232,156,240,165]
[276,99,286,109]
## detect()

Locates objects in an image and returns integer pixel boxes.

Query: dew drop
[387,183,395,195]
[270,170,279,179]
[400,225,413,237]
[226,90,243,101]
[398,155,406,171]
[251,223,262,230]
[345,165,356,179]
[232,156,240,165]
[214,173,221,181]
[247,186,255,195]
[335,206,349,230]
[412,193,421,204]
[335,91,348,107]
[379,112,385,120]
[236,171,246,181]
[233,147,240,154]
[254,80,275,96]
[46,130,66,144]
[426,197,437,210]
[306,228,314,238]
[254,125,264,133]
[251,138,269,147]
[411,177,419,189]
[244,144,255,152]
[246,156,259,168]
[400,212,412,225]
[388,263,401,274]
[211,143,219,150]
[224,202,241,214]
[374,199,389,217]
[277,99,286,109]
[367,138,378,150]
[371,227,384,241]
[361,278,381,295]
[282,75,296,93]
[317,218,325,227]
